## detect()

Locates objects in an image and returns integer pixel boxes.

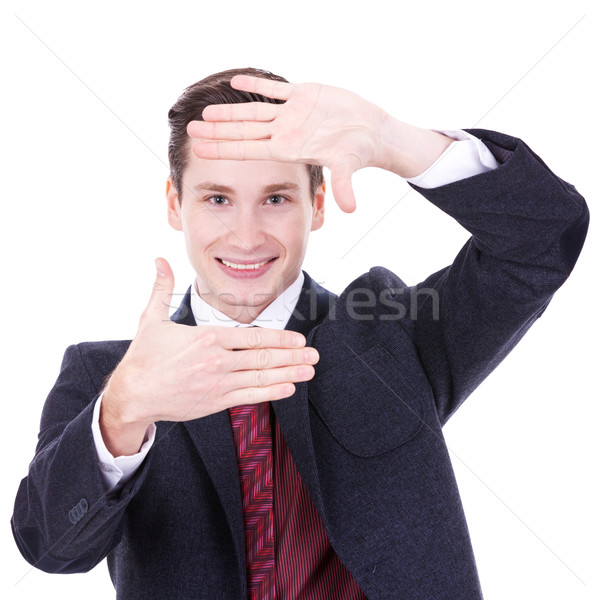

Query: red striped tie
[229,400,275,600]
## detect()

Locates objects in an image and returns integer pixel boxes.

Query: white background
[1,0,598,598]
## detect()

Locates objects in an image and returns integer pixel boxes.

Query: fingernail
[305,349,319,362]
[293,334,305,347]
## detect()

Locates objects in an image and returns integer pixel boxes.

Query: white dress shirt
[190,270,304,329]
[92,130,499,492]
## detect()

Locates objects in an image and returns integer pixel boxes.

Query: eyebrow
[193,181,301,195]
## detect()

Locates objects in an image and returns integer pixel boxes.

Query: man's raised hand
[186,75,391,213]
[99,258,319,457]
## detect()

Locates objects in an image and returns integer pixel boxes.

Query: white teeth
[220,259,270,270]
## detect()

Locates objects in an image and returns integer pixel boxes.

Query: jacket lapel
[272,272,336,521]
[170,288,246,589]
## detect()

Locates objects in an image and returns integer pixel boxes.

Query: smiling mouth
[217,257,277,270]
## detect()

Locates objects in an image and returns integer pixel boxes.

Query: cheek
[181,210,220,244]
[180,221,211,262]
[279,218,312,255]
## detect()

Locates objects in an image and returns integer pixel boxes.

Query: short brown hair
[168,67,324,202]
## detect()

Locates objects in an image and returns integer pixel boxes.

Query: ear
[166,176,183,231]
[310,182,326,231]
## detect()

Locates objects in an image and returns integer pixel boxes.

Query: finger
[228,346,320,372]
[142,258,175,322]
[215,326,306,350]
[229,75,293,101]
[224,364,316,394]
[187,120,272,141]
[201,102,280,123]
[222,382,297,407]
[330,170,357,213]
[192,140,273,161]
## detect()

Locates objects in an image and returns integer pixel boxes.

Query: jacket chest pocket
[307,344,425,457]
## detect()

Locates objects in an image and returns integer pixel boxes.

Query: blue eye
[209,195,229,205]
[267,195,286,205]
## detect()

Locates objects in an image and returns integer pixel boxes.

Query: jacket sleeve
[406,129,589,425]
[11,342,153,573]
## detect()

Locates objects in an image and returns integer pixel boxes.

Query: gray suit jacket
[12,130,589,599]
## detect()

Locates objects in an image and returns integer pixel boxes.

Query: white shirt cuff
[91,393,156,492]
[406,129,499,189]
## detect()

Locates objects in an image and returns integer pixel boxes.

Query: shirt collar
[190,271,305,330]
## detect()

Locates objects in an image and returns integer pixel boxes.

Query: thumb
[330,171,357,214]
[143,257,175,322]
[329,158,360,213]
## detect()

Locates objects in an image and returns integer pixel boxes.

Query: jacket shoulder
[306,267,413,362]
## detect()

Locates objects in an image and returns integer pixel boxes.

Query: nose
[226,206,267,252]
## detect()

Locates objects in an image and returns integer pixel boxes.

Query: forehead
[183,152,311,194]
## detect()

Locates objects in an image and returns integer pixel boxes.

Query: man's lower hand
[99,257,319,456]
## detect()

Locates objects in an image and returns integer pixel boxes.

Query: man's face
[167,153,325,323]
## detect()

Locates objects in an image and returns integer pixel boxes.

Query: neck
[191,272,306,328]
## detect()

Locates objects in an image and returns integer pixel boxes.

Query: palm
[187,76,386,212]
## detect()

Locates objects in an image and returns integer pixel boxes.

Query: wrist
[100,378,152,456]
[370,114,453,178]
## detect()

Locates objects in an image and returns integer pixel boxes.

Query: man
[11,68,589,599]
